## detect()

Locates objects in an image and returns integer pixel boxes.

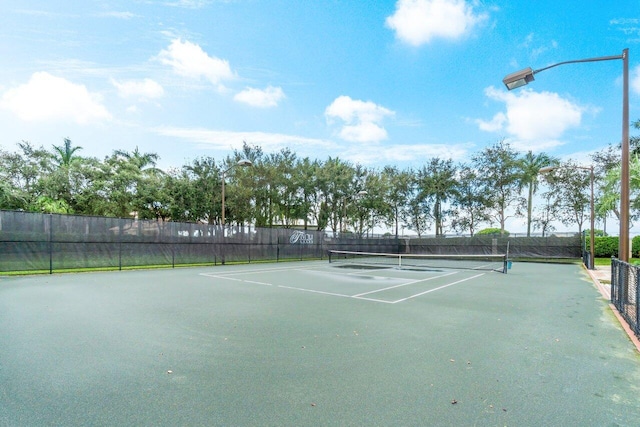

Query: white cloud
[165,0,211,8]
[153,125,471,166]
[632,65,640,95]
[99,11,136,19]
[111,78,164,100]
[234,86,285,108]
[476,112,506,132]
[385,0,487,46]
[157,38,235,91]
[325,96,395,143]
[478,86,583,146]
[343,142,472,164]
[0,72,111,123]
[518,33,558,59]
[154,126,336,152]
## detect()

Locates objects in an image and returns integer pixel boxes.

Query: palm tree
[49,138,83,212]
[518,151,557,236]
[104,147,162,218]
[419,158,458,236]
[52,138,82,168]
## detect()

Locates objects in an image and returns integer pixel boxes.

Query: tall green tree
[52,138,82,168]
[418,158,457,236]
[297,157,319,230]
[43,138,87,212]
[402,173,431,237]
[269,148,303,227]
[381,167,412,238]
[597,154,640,224]
[225,148,259,228]
[532,189,559,237]
[473,140,523,235]
[316,157,356,235]
[450,165,489,236]
[101,147,161,218]
[0,141,51,211]
[518,151,557,236]
[541,160,592,235]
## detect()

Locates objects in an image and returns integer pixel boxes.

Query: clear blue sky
[1,1,640,235]
[2,0,638,170]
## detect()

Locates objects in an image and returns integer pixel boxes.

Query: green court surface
[1,261,640,426]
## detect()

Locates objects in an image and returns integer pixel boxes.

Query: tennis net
[328,250,509,273]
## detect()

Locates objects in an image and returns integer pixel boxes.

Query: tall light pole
[503,49,629,262]
[221,159,253,233]
[539,165,595,269]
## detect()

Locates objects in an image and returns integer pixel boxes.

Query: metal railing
[611,258,640,338]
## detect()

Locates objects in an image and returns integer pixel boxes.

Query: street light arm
[503,51,626,92]
[532,53,624,75]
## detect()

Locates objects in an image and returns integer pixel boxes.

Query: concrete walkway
[586,263,640,352]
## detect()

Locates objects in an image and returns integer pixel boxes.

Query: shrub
[633,235,640,258]
[585,229,607,237]
[476,228,509,236]
[586,236,618,258]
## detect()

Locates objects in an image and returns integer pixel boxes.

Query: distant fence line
[0,210,581,273]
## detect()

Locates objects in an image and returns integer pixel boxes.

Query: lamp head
[503,67,535,90]
[538,166,556,174]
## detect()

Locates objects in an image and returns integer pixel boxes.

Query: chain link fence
[611,258,640,338]
[0,210,582,273]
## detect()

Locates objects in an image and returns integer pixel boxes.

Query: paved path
[586,263,640,352]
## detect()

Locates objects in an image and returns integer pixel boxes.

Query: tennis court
[2,260,640,426]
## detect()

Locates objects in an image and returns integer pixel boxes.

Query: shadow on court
[1,261,639,426]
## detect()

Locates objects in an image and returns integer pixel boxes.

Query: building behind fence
[0,210,581,273]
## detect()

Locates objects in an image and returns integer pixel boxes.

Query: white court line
[199,263,329,278]
[199,263,486,304]
[351,271,458,297]
[348,296,396,304]
[204,274,274,286]
[390,273,485,303]
[215,276,244,282]
[243,280,273,286]
[277,285,352,298]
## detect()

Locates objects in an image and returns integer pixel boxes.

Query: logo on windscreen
[290,230,313,244]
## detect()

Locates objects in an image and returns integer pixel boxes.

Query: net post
[48,213,53,274]
[504,241,510,274]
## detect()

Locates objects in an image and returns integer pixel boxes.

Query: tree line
[1,126,639,237]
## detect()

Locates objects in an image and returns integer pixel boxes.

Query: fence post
[171,222,175,268]
[636,267,640,335]
[118,218,123,271]
[610,257,615,303]
[48,214,53,274]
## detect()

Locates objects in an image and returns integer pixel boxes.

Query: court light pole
[221,159,253,233]
[503,49,629,262]
[539,165,595,270]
